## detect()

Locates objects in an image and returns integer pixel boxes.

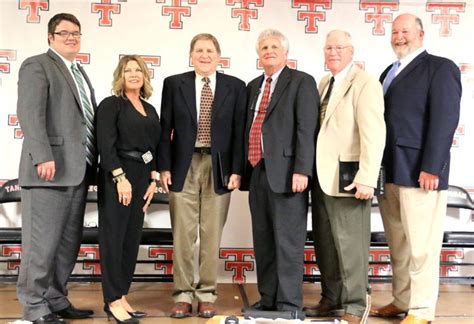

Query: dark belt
[194,147,211,155]
[118,150,153,163]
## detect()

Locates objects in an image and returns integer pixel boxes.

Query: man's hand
[227,174,241,190]
[344,182,374,200]
[418,171,439,191]
[160,171,172,193]
[292,173,308,193]
[36,161,55,181]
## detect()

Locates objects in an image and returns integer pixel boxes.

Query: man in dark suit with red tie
[158,33,246,319]
[369,14,461,324]
[242,29,318,313]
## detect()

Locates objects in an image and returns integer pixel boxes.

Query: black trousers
[98,159,150,303]
[249,161,308,311]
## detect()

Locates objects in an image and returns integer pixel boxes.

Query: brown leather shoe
[304,298,341,317]
[170,302,192,318]
[198,302,217,318]
[401,314,430,324]
[370,303,407,318]
[340,313,362,323]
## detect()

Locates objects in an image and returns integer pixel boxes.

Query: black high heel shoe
[103,304,139,323]
[128,310,147,319]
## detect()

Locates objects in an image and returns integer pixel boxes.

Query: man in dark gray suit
[242,29,319,313]
[16,13,96,323]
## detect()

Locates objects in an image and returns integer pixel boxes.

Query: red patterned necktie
[197,77,213,146]
[248,77,272,167]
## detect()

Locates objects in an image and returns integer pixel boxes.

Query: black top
[96,95,161,173]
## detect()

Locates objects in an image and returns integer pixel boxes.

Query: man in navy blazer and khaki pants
[16,13,96,323]
[370,14,461,324]
[158,33,246,319]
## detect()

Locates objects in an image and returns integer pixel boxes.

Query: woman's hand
[117,178,132,206]
[143,181,157,212]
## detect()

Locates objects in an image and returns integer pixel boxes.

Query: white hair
[256,29,289,53]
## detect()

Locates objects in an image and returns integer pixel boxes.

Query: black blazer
[157,71,247,194]
[381,51,461,190]
[241,66,319,193]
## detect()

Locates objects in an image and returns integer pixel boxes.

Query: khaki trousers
[169,153,230,303]
[378,183,447,321]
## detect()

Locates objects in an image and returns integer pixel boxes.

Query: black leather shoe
[304,298,342,317]
[32,313,64,323]
[104,304,138,323]
[54,305,93,319]
[128,310,147,318]
[242,301,275,312]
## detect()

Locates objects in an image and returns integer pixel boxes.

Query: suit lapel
[265,66,290,120]
[323,65,357,124]
[179,72,197,125]
[380,65,390,84]
[47,49,82,111]
[318,75,330,97]
[245,76,264,136]
[213,73,229,117]
[386,50,428,95]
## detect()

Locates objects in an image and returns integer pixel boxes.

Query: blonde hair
[112,55,153,99]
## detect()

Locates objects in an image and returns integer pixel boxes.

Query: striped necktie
[71,63,95,165]
[319,76,334,126]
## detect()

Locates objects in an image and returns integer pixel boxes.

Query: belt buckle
[141,151,153,164]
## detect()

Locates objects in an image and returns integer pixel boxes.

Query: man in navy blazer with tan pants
[370,14,461,324]
[158,33,246,319]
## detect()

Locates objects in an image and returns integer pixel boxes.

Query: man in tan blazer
[305,30,385,324]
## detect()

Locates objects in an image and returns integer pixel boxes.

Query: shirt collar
[398,47,425,68]
[265,65,285,83]
[49,47,78,68]
[332,61,353,83]
[195,71,217,84]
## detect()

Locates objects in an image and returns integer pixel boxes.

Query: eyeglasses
[53,31,82,38]
[324,45,351,53]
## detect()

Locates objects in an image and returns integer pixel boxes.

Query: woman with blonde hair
[96,55,160,323]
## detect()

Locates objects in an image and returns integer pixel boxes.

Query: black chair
[306,185,474,284]
[0,178,173,283]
